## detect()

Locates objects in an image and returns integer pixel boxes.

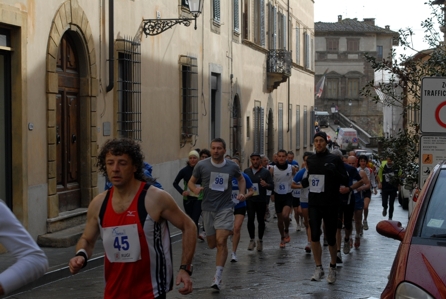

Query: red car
[377,162,446,299]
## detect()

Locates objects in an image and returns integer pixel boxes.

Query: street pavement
[5,192,409,299]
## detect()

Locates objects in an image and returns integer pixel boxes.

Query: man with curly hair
[69,138,197,299]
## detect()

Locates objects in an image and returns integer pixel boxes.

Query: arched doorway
[56,33,81,212]
[266,108,274,160]
[232,95,242,156]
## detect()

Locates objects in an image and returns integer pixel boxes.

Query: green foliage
[360,0,446,187]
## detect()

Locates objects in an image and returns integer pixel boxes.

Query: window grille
[213,0,221,24]
[179,56,198,139]
[278,103,283,149]
[234,0,240,33]
[253,106,265,154]
[117,38,141,140]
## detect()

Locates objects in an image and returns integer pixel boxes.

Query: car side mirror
[376,220,406,242]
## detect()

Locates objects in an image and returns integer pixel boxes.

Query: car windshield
[420,169,446,238]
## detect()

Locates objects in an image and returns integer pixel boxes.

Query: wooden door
[56,34,81,212]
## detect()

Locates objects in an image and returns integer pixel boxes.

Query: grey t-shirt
[192,158,242,212]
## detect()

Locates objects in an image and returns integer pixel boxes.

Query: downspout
[287,0,290,141]
[106,0,114,92]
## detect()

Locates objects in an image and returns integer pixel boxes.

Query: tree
[361,0,446,187]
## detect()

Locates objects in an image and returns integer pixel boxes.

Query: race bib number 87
[308,174,325,193]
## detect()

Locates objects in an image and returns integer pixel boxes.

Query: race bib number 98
[210,172,229,192]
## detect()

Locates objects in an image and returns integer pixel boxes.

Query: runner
[301,132,348,284]
[270,149,297,248]
[244,153,274,252]
[187,138,246,291]
[69,138,196,298]
[261,155,273,221]
[230,156,254,262]
[357,155,376,231]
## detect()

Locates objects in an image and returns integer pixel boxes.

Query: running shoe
[231,252,237,262]
[382,208,387,217]
[248,239,256,251]
[283,235,291,243]
[354,237,360,249]
[198,231,206,241]
[343,238,351,254]
[323,238,328,246]
[363,220,369,230]
[296,225,301,232]
[305,242,311,253]
[280,238,286,248]
[311,266,324,281]
[257,240,263,252]
[327,266,337,284]
[273,213,277,219]
[265,209,271,220]
[336,251,343,264]
[211,277,222,291]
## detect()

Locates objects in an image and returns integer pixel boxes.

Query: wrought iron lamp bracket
[143,18,197,36]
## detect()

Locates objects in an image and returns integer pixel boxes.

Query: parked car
[377,162,446,299]
[314,111,330,127]
[398,184,411,210]
[337,128,359,150]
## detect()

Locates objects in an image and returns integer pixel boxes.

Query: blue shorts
[300,202,309,209]
[354,193,364,211]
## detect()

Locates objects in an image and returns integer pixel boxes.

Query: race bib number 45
[308,174,325,193]
[102,224,141,263]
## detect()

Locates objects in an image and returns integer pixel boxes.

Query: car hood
[405,243,446,298]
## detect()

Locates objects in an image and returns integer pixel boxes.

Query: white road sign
[419,136,446,186]
[421,77,446,133]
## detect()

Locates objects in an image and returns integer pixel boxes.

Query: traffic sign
[421,77,446,133]
[419,136,446,186]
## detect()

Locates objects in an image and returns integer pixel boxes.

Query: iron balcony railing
[267,49,291,76]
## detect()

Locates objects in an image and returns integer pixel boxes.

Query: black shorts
[274,193,293,214]
[363,190,372,199]
[234,206,247,216]
[292,197,301,207]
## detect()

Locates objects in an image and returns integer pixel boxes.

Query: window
[233,0,240,34]
[213,0,221,24]
[303,106,308,148]
[182,0,189,8]
[295,25,300,64]
[242,0,249,39]
[179,56,198,140]
[326,79,338,99]
[326,38,339,51]
[246,116,250,138]
[377,45,383,60]
[278,102,283,149]
[117,39,141,140]
[254,0,265,46]
[304,31,310,69]
[277,12,287,50]
[253,106,265,154]
[0,29,10,47]
[347,78,359,98]
[347,38,360,52]
[268,3,277,49]
[296,105,300,150]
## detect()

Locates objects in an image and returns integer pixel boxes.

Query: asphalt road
[8,192,407,299]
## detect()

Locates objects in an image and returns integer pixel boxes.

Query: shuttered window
[303,106,308,148]
[253,106,265,154]
[254,0,265,46]
[268,3,276,49]
[179,56,198,140]
[296,105,300,150]
[304,32,310,69]
[213,0,221,24]
[295,25,300,64]
[278,103,283,150]
[234,0,240,33]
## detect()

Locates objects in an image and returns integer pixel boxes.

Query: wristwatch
[179,264,193,276]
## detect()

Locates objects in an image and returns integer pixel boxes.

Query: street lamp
[143,0,204,36]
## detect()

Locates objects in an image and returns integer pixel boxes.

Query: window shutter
[213,0,220,23]
[278,103,283,150]
[260,107,265,154]
[296,106,300,149]
[260,0,265,47]
[295,26,300,63]
[303,106,308,148]
[234,0,240,33]
[282,14,287,50]
[273,6,277,49]
[268,3,273,49]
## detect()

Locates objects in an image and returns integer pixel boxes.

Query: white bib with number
[102,224,141,263]
[252,183,259,196]
[231,190,240,205]
[187,184,201,197]
[308,174,325,193]
[210,172,229,192]
[292,188,301,198]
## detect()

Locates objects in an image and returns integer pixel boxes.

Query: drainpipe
[106,0,114,92]
[287,0,290,139]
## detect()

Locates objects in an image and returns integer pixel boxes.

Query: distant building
[314,15,399,135]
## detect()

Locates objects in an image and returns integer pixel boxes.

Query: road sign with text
[421,77,446,133]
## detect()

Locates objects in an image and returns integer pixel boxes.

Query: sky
[314,0,437,58]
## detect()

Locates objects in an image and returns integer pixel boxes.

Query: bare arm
[357,170,370,191]
[68,194,103,274]
[187,175,203,196]
[236,174,246,201]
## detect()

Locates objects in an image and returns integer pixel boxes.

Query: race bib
[266,189,272,196]
[102,224,141,263]
[308,174,325,193]
[187,184,201,197]
[252,183,259,196]
[352,180,358,193]
[292,188,301,197]
[210,172,229,192]
[231,190,240,205]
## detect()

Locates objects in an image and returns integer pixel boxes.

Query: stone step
[46,208,87,233]
[37,223,85,248]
